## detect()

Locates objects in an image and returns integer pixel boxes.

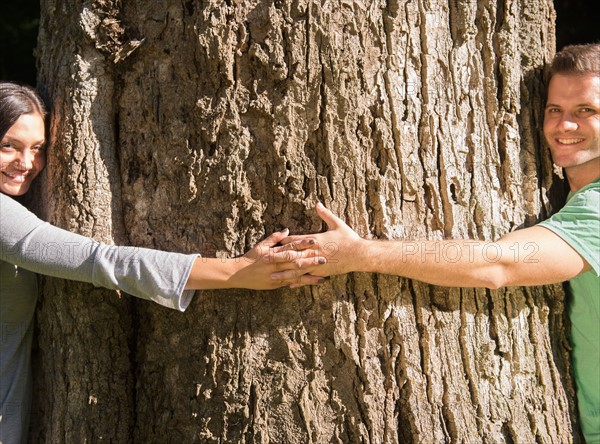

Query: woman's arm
[1,194,325,310]
[184,229,325,290]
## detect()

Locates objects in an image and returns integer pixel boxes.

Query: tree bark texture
[33,0,580,442]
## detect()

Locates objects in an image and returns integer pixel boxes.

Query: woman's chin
[0,184,32,196]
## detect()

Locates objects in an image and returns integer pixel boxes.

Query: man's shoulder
[564,177,600,210]
[538,179,600,275]
[576,177,600,194]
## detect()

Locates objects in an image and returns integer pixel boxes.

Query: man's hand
[270,203,364,284]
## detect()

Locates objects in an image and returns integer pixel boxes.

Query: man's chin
[555,157,600,171]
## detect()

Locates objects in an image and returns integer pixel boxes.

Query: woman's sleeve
[0,194,197,311]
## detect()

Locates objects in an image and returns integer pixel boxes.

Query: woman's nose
[15,150,34,170]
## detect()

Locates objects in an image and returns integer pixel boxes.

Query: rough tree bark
[32,0,580,442]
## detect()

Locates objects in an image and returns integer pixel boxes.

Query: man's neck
[565,159,600,192]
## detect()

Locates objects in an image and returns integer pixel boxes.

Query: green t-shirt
[539,178,600,443]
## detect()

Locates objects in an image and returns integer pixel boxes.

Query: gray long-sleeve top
[0,193,197,444]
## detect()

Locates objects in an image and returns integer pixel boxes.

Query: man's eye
[0,143,14,151]
[579,107,595,113]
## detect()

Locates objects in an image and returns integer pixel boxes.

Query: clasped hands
[238,203,361,289]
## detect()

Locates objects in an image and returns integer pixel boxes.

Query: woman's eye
[0,143,14,151]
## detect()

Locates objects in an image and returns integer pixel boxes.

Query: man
[275,44,599,442]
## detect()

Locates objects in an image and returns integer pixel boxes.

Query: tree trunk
[33,0,581,442]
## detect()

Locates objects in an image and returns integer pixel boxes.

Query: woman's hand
[229,228,328,289]
[186,228,328,290]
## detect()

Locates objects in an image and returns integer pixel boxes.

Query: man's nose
[557,113,578,132]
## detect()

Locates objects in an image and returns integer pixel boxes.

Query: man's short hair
[550,43,600,78]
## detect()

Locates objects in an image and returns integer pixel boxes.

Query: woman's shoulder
[0,193,44,240]
[0,192,31,215]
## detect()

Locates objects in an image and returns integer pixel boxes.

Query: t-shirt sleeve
[0,194,197,311]
[538,183,600,277]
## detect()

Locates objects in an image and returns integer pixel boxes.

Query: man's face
[544,73,600,173]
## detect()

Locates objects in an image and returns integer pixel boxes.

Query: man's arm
[272,203,591,288]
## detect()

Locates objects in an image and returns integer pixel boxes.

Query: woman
[0,82,324,443]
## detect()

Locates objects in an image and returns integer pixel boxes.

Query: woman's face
[0,113,46,196]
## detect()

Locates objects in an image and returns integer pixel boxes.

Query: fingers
[270,268,296,281]
[316,202,343,230]
[269,249,325,266]
[270,266,322,281]
[278,235,312,246]
[293,256,327,268]
[271,270,327,288]
[272,238,318,254]
[271,273,327,289]
[288,274,327,288]
[278,202,343,244]
[257,228,289,247]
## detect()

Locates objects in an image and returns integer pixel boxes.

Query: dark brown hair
[550,43,600,78]
[0,82,47,140]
